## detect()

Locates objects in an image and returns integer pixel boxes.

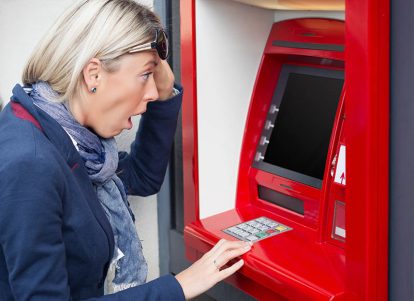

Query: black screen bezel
[252,64,344,189]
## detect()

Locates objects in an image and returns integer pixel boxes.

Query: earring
[91,87,97,93]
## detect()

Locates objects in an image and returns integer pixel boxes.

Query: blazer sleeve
[117,84,182,196]
[87,275,185,301]
[0,150,185,301]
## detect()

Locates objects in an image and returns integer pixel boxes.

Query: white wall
[196,0,344,219]
[196,0,274,219]
[0,0,160,283]
[0,0,71,105]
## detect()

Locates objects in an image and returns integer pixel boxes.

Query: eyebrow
[144,60,158,67]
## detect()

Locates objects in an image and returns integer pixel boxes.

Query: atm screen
[254,65,344,188]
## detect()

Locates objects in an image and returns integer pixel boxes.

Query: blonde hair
[22,0,162,102]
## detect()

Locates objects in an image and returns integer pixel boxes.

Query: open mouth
[127,117,133,129]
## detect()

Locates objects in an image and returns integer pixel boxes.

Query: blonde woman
[0,0,251,300]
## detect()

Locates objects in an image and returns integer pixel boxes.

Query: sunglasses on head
[128,29,169,60]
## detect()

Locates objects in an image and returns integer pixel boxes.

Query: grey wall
[389,0,414,300]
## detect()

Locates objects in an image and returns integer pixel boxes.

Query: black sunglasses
[128,29,169,60]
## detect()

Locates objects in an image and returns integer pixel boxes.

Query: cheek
[106,84,139,111]
[126,86,146,111]
[113,92,145,120]
[98,78,146,122]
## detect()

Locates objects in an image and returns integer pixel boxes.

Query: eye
[141,72,153,81]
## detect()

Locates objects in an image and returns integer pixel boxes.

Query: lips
[126,110,147,130]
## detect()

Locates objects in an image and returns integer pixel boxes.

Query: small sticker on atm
[335,226,346,238]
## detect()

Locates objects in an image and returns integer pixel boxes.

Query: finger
[153,60,174,100]
[217,259,244,281]
[214,243,251,269]
[207,239,226,255]
[154,60,172,76]
[210,240,251,258]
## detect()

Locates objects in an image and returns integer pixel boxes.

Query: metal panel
[389,0,414,300]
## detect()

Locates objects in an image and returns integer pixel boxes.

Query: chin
[98,130,119,139]
[114,128,126,136]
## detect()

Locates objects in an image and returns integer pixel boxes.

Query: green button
[255,232,268,238]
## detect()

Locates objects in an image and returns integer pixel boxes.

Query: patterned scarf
[29,81,147,292]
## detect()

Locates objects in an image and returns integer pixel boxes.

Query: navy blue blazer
[0,84,185,301]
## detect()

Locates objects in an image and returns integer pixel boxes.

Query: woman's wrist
[174,274,189,300]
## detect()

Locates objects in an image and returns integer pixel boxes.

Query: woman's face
[77,51,159,138]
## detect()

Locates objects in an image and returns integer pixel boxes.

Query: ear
[82,58,102,92]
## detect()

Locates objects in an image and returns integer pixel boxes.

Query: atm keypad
[223,217,292,242]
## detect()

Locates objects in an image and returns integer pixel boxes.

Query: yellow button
[275,225,288,231]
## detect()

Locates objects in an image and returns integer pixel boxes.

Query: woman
[0,0,251,300]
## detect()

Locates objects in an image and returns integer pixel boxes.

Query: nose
[145,76,159,103]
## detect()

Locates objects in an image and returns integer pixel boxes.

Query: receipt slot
[180,1,389,300]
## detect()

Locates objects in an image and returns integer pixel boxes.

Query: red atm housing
[180,1,389,300]
[184,18,346,301]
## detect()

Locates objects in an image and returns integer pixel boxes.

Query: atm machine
[185,17,346,300]
[180,1,389,300]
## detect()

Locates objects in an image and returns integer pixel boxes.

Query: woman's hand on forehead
[153,59,175,101]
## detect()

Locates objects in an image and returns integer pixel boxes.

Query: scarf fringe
[112,281,140,293]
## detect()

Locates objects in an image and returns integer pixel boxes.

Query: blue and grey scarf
[29,81,147,292]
